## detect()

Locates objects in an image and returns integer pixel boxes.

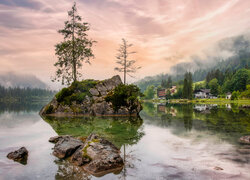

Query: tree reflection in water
[142,102,250,144]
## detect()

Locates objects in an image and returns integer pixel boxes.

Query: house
[157,89,166,99]
[226,92,232,99]
[194,89,212,99]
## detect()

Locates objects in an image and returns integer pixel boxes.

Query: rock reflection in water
[55,159,91,180]
[42,116,144,148]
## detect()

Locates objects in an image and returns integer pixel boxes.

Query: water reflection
[1,102,250,180]
[0,102,47,113]
[141,102,250,144]
[42,116,144,148]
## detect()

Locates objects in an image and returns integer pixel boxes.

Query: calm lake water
[0,102,250,180]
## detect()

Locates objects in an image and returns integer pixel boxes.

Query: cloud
[0,0,44,10]
[170,33,250,75]
[0,0,250,87]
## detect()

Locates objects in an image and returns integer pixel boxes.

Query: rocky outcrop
[49,134,124,176]
[40,75,142,116]
[239,135,250,145]
[7,147,28,165]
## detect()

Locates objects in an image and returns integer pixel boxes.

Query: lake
[0,102,250,180]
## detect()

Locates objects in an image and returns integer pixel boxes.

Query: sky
[0,0,250,89]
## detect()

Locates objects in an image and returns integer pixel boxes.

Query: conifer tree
[183,72,193,99]
[53,2,96,85]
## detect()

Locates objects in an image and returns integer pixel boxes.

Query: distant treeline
[0,85,56,102]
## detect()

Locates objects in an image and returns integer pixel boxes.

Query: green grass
[169,98,250,105]
[144,98,250,105]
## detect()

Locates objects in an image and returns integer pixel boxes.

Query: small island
[40,75,142,116]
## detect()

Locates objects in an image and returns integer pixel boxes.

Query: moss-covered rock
[69,134,123,175]
[40,75,142,116]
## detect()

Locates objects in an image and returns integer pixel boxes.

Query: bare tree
[114,38,141,84]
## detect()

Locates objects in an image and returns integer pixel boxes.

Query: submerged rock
[7,147,28,165]
[52,136,84,159]
[49,134,124,176]
[239,135,250,145]
[40,75,142,116]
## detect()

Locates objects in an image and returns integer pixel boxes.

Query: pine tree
[167,76,172,88]
[182,72,193,99]
[161,79,167,88]
[114,38,141,84]
[53,2,96,85]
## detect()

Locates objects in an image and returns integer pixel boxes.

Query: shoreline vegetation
[143,98,250,105]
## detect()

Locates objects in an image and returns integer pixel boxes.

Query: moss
[91,138,100,143]
[71,106,81,113]
[82,141,92,161]
[55,88,74,103]
[45,105,54,114]
[81,138,100,160]
[55,79,99,105]
[64,109,70,113]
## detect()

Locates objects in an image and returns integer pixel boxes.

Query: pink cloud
[0,0,250,88]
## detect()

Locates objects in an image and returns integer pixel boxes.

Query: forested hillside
[136,34,250,92]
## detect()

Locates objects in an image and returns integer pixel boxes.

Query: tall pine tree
[53,2,96,85]
[183,72,193,99]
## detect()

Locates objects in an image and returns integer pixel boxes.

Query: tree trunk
[124,40,127,84]
[72,4,76,82]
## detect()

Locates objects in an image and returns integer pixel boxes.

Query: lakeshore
[143,98,250,105]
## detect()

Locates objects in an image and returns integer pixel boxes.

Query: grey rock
[7,147,28,165]
[53,136,84,159]
[71,134,123,174]
[71,145,91,166]
[92,102,111,115]
[95,83,108,96]
[89,88,99,96]
[103,75,122,91]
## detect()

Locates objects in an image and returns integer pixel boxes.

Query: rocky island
[40,75,142,116]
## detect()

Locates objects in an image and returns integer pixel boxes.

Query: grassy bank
[143,98,250,105]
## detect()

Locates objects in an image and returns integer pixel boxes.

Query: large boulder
[52,136,84,159]
[40,75,142,116]
[71,134,124,174]
[7,147,28,165]
[49,134,124,176]
[103,75,123,91]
